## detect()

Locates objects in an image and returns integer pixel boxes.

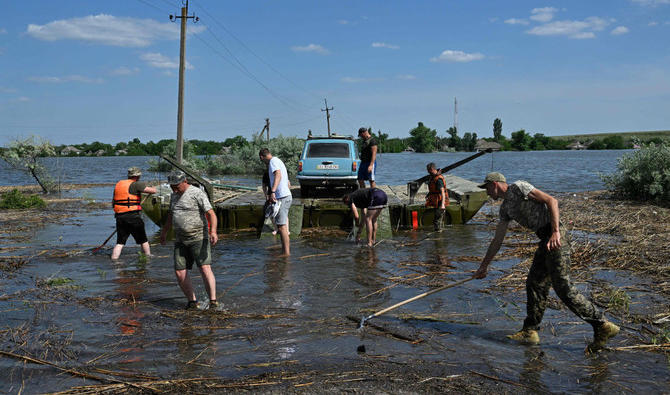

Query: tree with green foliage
[511,129,532,151]
[493,118,502,141]
[383,138,409,153]
[602,135,626,149]
[223,136,249,151]
[601,143,670,202]
[461,132,478,151]
[409,122,438,153]
[446,126,461,150]
[147,140,201,172]
[1,136,56,194]
[530,133,550,151]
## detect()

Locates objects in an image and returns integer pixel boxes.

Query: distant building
[61,146,82,155]
[567,140,588,150]
[115,149,128,156]
[94,149,106,156]
[403,146,415,152]
[474,139,502,152]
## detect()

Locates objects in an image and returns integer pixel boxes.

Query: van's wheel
[300,185,310,198]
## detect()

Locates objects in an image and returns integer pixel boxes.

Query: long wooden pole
[359,277,474,327]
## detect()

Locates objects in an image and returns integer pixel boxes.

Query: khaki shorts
[274,195,292,226]
[174,239,211,271]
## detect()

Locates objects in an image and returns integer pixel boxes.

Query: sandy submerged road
[0,186,668,393]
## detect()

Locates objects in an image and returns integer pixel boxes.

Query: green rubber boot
[587,321,620,352]
[507,329,540,345]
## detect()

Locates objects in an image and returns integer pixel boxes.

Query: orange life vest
[425,174,449,208]
[113,179,142,214]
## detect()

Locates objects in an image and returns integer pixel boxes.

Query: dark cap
[358,127,368,136]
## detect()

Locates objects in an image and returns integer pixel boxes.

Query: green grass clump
[137,252,147,267]
[606,288,631,315]
[46,277,75,286]
[0,189,46,209]
[651,328,670,345]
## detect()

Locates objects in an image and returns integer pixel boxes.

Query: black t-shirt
[348,188,372,208]
[360,137,378,162]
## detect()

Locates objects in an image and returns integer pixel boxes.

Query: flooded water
[1,150,668,393]
[0,149,628,192]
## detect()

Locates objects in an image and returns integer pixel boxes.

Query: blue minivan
[297,136,359,197]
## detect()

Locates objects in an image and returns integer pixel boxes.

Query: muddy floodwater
[1,152,669,393]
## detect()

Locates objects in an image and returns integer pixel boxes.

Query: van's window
[306,143,350,158]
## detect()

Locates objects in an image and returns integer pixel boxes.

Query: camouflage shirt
[169,185,213,243]
[499,181,551,232]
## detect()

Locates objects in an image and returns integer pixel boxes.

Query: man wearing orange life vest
[111,167,157,260]
[425,162,449,231]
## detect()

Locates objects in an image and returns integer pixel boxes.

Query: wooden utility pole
[260,118,270,142]
[170,1,198,164]
[454,97,458,133]
[321,99,333,137]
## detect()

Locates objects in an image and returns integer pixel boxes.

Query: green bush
[147,140,203,172]
[0,189,46,209]
[601,143,670,202]
[204,134,304,177]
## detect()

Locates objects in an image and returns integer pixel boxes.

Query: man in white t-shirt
[259,148,292,256]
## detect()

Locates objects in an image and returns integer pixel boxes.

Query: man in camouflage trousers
[474,172,619,352]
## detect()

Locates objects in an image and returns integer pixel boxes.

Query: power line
[135,0,171,14]
[191,1,324,103]
[191,30,316,116]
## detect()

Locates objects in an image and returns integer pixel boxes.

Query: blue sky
[1,0,669,145]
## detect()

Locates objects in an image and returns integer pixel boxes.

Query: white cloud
[0,87,17,93]
[111,66,140,76]
[571,32,596,39]
[505,18,529,25]
[341,76,384,83]
[371,42,399,50]
[396,74,416,80]
[28,75,104,84]
[337,19,349,25]
[26,14,205,47]
[430,50,485,63]
[489,17,499,23]
[291,44,329,55]
[611,26,630,35]
[140,52,193,70]
[13,97,30,102]
[530,7,558,22]
[0,28,7,34]
[526,17,612,39]
[648,21,659,26]
[631,0,670,5]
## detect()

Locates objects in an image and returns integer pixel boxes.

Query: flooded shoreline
[0,185,668,393]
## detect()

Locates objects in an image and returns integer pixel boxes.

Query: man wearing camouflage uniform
[474,172,619,352]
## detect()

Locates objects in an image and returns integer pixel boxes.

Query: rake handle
[365,277,474,321]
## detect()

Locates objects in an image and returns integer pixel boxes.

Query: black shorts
[115,211,148,245]
[368,188,387,209]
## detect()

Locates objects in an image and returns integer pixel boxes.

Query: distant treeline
[39,120,670,157]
